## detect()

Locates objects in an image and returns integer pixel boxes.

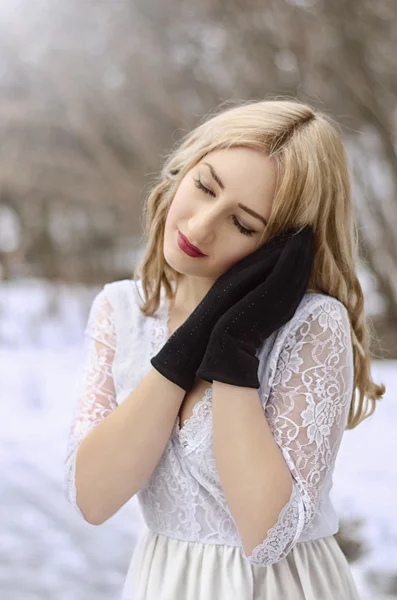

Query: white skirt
[121,529,361,599]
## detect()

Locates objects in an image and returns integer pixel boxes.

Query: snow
[0,278,396,599]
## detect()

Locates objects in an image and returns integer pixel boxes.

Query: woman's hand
[150,227,304,392]
[196,225,315,388]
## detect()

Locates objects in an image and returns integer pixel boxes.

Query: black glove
[196,225,315,388]
[150,227,301,391]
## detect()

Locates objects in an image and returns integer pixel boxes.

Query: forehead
[198,147,277,202]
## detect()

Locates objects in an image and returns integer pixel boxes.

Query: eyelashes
[192,176,255,237]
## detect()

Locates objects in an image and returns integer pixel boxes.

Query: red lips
[177,231,207,257]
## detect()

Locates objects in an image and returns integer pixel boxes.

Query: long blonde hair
[134,98,386,430]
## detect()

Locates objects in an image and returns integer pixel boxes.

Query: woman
[64,99,385,599]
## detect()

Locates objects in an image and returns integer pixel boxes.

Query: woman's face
[163,146,277,280]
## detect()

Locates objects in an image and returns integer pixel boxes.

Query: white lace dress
[64,279,361,600]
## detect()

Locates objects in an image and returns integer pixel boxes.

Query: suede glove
[150,227,300,392]
[196,225,315,388]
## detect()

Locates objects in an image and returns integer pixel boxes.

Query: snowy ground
[0,279,396,599]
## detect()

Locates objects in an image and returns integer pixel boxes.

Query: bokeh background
[0,0,396,598]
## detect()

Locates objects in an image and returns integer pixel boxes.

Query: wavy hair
[133,98,386,430]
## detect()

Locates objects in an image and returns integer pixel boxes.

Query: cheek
[165,185,189,228]
[213,248,252,277]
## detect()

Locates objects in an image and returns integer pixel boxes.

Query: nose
[187,206,219,245]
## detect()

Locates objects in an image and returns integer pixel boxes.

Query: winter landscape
[1,1,397,598]
[0,279,396,599]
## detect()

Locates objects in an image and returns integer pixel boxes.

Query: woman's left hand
[196,225,315,388]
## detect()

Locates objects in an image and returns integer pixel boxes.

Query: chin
[163,244,202,278]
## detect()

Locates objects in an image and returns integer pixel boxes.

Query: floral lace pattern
[63,289,118,519]
[246,486,304,564]
[175,386,213,452]
[245,296,354,563]
[64,280,354,567]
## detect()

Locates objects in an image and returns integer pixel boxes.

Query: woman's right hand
[150,227,301,391]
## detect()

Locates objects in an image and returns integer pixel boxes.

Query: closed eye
[193,176,256,237]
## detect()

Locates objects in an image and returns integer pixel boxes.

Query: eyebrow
[202,161,268,226]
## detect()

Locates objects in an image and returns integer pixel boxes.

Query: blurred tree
[0,0,396,352]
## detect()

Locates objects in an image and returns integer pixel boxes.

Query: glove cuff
[150,356,191,392]
[196,332,260,389]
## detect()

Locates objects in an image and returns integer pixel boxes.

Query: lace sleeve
[245,298,354,566]
[63,287,118,519]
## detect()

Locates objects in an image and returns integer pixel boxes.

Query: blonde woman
[64,99,385,599]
